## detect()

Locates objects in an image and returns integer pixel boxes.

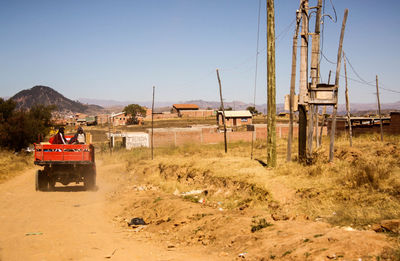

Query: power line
[321,50,336,64]
[343,54,374,85]
[253,0,262,107]
[339,74,400,94]
[329,0,338,23]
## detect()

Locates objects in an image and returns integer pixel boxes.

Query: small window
[241,118,248,122]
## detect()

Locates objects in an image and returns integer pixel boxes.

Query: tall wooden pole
[318,70,331,146]
[307,0,322,157]
[151,86,155,160]
[286,10,301,162]
[343,52,353,146]
[376,75,384,142]
[266,0,277,167]
[329,9,348,162]
[108,115,112,155]
[298,0,308,163]
[216,69,228,153]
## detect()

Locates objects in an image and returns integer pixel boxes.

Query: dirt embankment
[1,138,400,260]
[107,152,400,261]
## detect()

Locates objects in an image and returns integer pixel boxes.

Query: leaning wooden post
[216,69,228,153]
[287,10,301,162]
[343,52,353,146]
[329,9,348,162]
[151,86,155,160]
[376,75,384,142]
[266,0,277,167]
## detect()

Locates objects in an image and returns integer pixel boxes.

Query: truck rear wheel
[35,170,48,191]
[84,169,96,191]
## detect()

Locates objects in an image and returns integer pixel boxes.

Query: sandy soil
[0,161,396,261]
[0,165,216,261]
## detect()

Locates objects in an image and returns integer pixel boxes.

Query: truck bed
[34,144,95,165]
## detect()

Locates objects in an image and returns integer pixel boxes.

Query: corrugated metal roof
[218,110,252,117]
[173,104,199,110]
[111,112,125,117]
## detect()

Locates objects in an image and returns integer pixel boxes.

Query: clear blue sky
[1,0,399,105]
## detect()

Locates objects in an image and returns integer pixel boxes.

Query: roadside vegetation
[97,133,400,259]
[0,150,32,183]
[98,133,400,228]
[0,98,54,151]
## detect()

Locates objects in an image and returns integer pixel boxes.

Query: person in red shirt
[51,127,67,144]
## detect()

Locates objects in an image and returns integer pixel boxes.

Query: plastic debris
[343,226,356,231]
[105,248,117,259]
[128,217,147,226]
[25,232,43,236]
[180,190,205,196]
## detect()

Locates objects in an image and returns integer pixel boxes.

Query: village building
[111,112,131,126]
[217,110,253,127]
[328,111,400,136]
[172,104,199,116]
[96,114,109,125]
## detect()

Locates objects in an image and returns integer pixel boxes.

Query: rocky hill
[11,86,103,113]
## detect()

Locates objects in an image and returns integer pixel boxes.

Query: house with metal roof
[217,110,253,127]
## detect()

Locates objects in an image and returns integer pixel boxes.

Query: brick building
[217,110,253,127]
[180,110,214,118]
[111,112,131,126]
[172,104,199,116]
[328,112,400,136]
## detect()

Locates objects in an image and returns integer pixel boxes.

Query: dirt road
[0,165,214,261]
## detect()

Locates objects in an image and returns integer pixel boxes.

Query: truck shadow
[46,185,99,192]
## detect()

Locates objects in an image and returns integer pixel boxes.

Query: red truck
[34,142,96,191]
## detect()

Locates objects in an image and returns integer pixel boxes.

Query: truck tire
[35,170,48,191]
[84,169,96,191]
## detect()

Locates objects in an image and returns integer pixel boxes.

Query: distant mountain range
[78,98,400,115]
[4,86,399,116]
[11,86,103,113]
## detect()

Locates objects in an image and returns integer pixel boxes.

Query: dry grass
[98,133,400,228]
[0,150,32,183]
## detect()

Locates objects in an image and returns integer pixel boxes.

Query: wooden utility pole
[376,75,384,142]
[216,69,228,153]
[298,0,309,163]
[266,0,277,167]
[307,0,322,158]
[151,86,155,160]
[286,10,301,162]
[329,9,348,162]
[318,70,331,146]
[108,115,112,155]
[343,52,353,146]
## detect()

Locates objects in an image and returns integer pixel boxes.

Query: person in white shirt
[69,126,86,144]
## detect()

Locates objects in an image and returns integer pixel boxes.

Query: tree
[123,104,147,125]
[0,99,54,151]
[219,106,232,111]
[246,106,259,115]
[0,98,17,122]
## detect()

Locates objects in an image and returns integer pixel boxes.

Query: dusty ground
[0,164,219,261]
[0,157,398,260]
